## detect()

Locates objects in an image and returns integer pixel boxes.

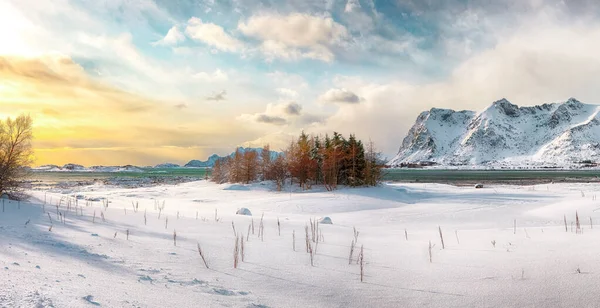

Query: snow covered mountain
[388,98,600,167]
[184,147,281,168]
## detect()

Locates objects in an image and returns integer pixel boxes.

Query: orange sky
[0,55,271,166]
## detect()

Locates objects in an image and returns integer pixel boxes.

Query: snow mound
[319,217,333,224]
[236,208,252,216]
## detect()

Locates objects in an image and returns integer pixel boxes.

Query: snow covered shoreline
[2,181,600,307]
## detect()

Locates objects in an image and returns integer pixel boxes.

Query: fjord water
[29,168,600,187]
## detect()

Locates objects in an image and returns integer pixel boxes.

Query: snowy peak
[389,98,600,167]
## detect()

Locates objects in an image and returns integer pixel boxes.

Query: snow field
[2,181,600,307]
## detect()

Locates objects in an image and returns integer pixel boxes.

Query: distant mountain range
[184,147,281,167]
[388,98,600,168]
[33,147,282,172]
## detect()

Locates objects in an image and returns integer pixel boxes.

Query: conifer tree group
[210,132,384,191]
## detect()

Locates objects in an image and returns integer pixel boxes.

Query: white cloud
[193,69,228,82]
[153,26,185,46]
[276,88,299,99]
[238,13,348,62]
[267,71,309,90]
[319,88,361,104]
[345,0,361,12]
[186,17,243,52]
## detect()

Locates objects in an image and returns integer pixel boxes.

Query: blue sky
[2,0,600,165]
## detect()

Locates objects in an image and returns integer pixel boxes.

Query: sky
[2,0,600,166]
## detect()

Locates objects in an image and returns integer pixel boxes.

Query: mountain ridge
[388,98,600,167]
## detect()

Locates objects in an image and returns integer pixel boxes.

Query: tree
[269,155,288,191]
[347,134,366,186]
[210,158,228,184]
[260,145,272,180]
[241,150,259,184]
[0,114,33,197]
[364,140,383,186]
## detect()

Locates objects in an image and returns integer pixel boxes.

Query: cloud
[276,88,299,99]
[319,88,361,104]
[255,114,287,125]
[186,17,243,52]
[299,113,326,125]
[238,13,348,62]
[237,101,303,126]
[193,69,228,82]
[283,102,302,115]
[206,90,227,101]
[345,0,361,12]
[153,26,185,46]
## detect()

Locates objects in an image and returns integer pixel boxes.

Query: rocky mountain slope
[388,98,600,167]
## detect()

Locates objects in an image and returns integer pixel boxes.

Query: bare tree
[0,114,33,198]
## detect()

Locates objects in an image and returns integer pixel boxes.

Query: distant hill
[154,163,180,168]
[184,147,281,168]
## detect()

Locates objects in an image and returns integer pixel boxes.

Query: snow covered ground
[2,181,600,307]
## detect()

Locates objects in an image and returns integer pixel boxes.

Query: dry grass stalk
[404,228,408,241]
[491,240,496,248]
[93,210,96,223]
[259,213,265,241]
[247,224,251,241]
[165,216,169,229]
[514,219,516,235]
[233,235,240,268]
[197,243,209,268]
[252,218,255,234]
[114,232,117,238]
[174,230,177,246]
[241,233,245,262]
[126,229,129,240]
[196,211,198,220]
[293,230,296,251]
[576,211,581,234]
[177,211,180,219]
[47,213,52,224]
[48,225,53,232]
[308,240,314,266]
[232,221,237,237]
[144,209,147,225]
[428,241,433,263]
[438,226,445,249]
[359,245,364,282]
[305,225,310,253]
[455,230,460,244]
[564,214,568,232]
[591,217,593,229]
[349,240,355,264]
[277,217,281,236]
[101,211,105,223]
